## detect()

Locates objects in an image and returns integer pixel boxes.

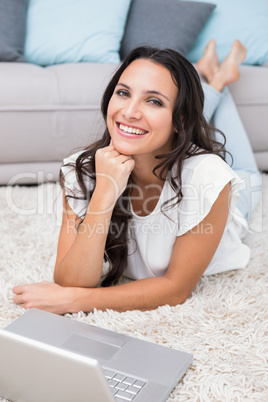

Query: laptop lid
[1,309,193,401]
[0,329,114,402]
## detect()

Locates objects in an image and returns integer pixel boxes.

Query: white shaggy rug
[0,175,268,402]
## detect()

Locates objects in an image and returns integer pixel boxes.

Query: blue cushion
[24,0,131,66]
[185,0,268,65]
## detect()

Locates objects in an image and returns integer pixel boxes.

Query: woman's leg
[202,82,222,123]
[197,40,261,220]
[212,87,261,220]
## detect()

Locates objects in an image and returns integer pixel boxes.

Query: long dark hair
[61,46,227,287]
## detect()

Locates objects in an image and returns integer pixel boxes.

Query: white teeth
[119,124,146,135]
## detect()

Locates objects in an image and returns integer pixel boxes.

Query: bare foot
[196,39,220,83]
[209,40,247,91]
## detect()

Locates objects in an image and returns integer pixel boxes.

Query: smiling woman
[107,59,177,158]
[13,45,261,314]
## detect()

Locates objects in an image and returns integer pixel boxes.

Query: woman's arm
[72,181,231,312]
[13,182,230,314]
[53,193,113,287]
[53,144,135,288]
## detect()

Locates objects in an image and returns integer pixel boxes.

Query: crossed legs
[196,39,261,220]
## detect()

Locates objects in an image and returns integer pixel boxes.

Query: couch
[1,0,268,185]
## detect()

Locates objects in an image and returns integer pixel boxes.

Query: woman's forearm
[55,144,134,289]
[69,275,188,314]
[54,191,114,288]
[12,276,186,315]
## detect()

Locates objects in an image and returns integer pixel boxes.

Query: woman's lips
[116,123,148,138]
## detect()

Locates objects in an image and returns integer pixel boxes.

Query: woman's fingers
[94,144,134,201]
[123,157,135,174]
[12,281,74,314]
[13,285,23,295]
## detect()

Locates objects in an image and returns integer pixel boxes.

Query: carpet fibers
[0,175,267,401]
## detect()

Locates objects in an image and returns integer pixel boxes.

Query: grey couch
[0,62,267,185]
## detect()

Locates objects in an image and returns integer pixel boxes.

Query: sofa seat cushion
[0,63,117,165]
[0,62,118,108]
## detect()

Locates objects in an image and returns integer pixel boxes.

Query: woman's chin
[112,140,135,156]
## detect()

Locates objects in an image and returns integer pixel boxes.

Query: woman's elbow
[53,269,68,287]
[53,262,76,287]
[163,281,192,306]
[168,291,190,306]
[53,263,101,288]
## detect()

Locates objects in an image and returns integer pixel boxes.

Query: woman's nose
[122,100,142,120]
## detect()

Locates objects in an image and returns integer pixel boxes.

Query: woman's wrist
[88,188,117,215]
[67,286,94,314]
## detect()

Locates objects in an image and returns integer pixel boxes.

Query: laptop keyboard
[103,368,147,401]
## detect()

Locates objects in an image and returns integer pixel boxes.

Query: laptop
[0,308,193,402]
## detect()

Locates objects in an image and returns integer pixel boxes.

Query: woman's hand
[12,281,78,315]
[94,142,135,207]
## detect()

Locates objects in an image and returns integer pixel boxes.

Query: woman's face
[107,59,178,158]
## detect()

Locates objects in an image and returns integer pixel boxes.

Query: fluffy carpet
[0,175,267,402]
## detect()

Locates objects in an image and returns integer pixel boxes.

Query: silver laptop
[0,308,193,402]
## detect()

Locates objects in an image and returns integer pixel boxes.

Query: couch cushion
[24,0,131,65]
[185,0,268,65]
[120,0,215,59]
[0,0,28,62]
[0,63,118,108]
[0,63,117,164]
[0,162,62,185]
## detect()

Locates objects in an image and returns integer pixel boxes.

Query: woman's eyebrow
[116,82,130,89]
[145,90,170,102]
[116,82,170,102]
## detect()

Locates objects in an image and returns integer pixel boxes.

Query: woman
[13,41,261,314]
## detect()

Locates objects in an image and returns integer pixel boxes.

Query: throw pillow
[120,0,216,60]
[24,0,131,66]
[0,0,28,62]
[185,0,268,65]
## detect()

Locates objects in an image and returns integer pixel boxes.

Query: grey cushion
[0,62,115,166]
[0,0,28,62]
[120,0,216,59]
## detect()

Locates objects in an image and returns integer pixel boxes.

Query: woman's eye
[148,98,163,107]
[116,89,129,97]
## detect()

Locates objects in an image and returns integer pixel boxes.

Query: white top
[62,151,250,279]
